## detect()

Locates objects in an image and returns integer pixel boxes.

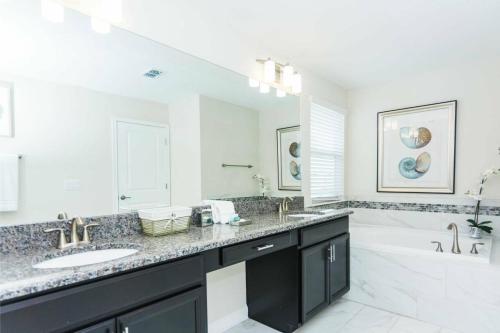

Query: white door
[116,120,170,210]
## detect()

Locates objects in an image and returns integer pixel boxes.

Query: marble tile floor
[224,299,460,333]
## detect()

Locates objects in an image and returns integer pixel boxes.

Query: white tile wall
[347,207,500,332]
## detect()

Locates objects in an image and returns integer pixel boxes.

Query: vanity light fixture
[291,73,302,94]
[91,16,111,34]
[248,78,260,88]
[276,88,286,98]
[41,0,64,23]
[263,58,276,82]
[250,58,302,96]
[259,82,270,94]
[282,64,294,87]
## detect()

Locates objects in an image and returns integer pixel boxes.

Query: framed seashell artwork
[277,125,301,191]
[377,101,456,193]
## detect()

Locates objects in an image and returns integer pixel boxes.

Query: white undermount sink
[33,248,138,269]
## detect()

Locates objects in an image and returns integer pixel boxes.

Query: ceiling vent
[143,69,163,79]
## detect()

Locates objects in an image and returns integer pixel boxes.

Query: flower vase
[470,227,482,239]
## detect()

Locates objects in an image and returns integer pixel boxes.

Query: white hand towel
[202,200,235,224]
[214,200,236,224]
[0,154,19,212]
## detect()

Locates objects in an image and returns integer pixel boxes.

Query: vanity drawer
[222,231,297,266]
[0,255,204,333]
[300,216,348,248]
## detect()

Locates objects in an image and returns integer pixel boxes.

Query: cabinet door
[329,233,350,301]
[75,319,115,333]
[117,287,206,333]
[301,240,331,323]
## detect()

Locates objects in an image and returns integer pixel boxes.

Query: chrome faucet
[447,223,461,254]
[279,197,294,213]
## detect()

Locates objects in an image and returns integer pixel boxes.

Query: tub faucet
[447,223,461,254]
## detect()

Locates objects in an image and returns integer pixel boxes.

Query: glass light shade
[291,73,302,94]
[282,65,294,87]
[248,78,259,88]
[259,82,270,94]
[263,59,276,82]
[276,89,286,97]
[99,0,123,23]
[41,0,64,23]
[91,16,111,34]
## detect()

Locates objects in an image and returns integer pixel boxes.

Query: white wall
[347,59,500,205]
[200,96,260,199]
[0,74,170,225]
[259,100,302,197]
[169,94,202,206]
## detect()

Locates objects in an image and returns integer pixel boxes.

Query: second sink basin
[33,248,138,269]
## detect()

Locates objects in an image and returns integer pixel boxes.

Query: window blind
[310,103,345,203]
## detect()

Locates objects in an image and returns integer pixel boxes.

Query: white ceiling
[72,0,498,90]
[187,0,500,89]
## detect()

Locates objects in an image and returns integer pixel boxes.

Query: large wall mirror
[0,0,300,225]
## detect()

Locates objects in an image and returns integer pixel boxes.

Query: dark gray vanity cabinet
[301,240,331,322]
[300,217,350,323]
[329,233,350,301]
[0,256,206,333]
[75,320,115,333]
[116,287,206,333]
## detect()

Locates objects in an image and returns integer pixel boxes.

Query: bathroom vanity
[0,212,350,333]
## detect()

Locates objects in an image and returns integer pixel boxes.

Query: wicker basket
[138,207,192,237]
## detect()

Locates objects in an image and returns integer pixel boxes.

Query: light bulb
[41,0,64,23]
[91,16,111,34]
[276,89,286,98]
[291,73,302,94]
[282,64,294,87]
[263,58,276,82]
[259,82,270,94]
[248,78,259,88]
[99,0,123,23]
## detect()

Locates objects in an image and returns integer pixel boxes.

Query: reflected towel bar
[222,163,253,168]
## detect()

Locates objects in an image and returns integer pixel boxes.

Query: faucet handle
[81,223,100,243]
[470,242,484,254]
[430,241,443,253]
[44,228,68,249]
[57,212,68,220]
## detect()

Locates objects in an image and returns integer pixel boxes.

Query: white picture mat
[378,102,456,192]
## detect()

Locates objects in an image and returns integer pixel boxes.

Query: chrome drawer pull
[328,244,336,263]
[256,244,275,251]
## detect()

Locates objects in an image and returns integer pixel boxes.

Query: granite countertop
[0,209,352,302]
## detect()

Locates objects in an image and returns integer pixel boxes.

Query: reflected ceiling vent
[143,69,163,79]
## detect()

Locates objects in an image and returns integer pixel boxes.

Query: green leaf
[466,219,476,223]
[479,226,493,233]
[478,221,492,225]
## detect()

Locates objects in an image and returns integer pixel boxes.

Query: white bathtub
[350,224,493,263]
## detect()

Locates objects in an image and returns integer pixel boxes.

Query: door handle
[120,195,132,200]
[255,244,274,251]
[123,327,129,333]
[328,244,336,263]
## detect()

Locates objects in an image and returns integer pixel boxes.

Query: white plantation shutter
[310,103,345,203]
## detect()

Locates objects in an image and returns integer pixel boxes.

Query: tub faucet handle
[470,242,484,254]
[430,241,443,253]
